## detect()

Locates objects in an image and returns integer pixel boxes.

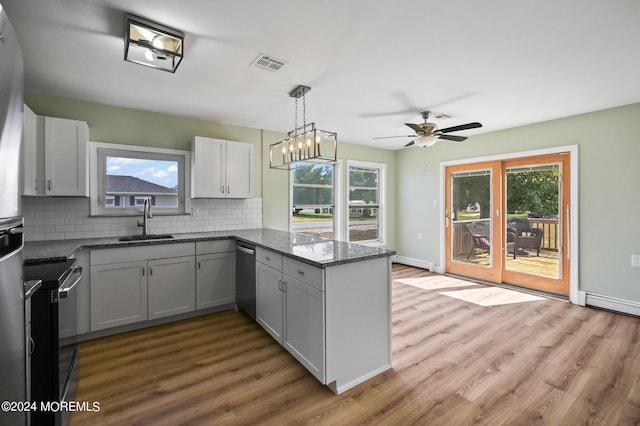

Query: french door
[445,153,570,296]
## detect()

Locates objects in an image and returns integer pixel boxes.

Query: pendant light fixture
[124,14,184,73]
[269,85,337,170]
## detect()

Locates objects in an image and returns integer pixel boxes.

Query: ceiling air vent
[250,53,287,72]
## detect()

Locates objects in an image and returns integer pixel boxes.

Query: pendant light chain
[302,91,307,131]
[294,96,299,137]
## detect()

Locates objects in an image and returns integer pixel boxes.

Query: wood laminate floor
[72,264,640,425]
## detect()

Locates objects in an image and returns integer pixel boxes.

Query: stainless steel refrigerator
[0,2,26,425]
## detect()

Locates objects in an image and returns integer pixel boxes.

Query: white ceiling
[4,0,640,149]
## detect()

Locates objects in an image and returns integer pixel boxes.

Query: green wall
[26,92,397,248]
[395,102,640,302]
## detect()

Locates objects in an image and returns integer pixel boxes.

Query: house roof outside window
[107,175,176,194]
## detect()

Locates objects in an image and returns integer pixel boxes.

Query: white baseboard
[393,256,435,272]
[585,292,640,317]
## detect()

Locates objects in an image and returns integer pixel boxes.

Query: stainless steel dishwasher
[235,242,256,320]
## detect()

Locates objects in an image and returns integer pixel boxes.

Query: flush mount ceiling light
[124,13,184,73]
[270,85,338,170]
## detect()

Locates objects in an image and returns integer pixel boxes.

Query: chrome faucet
[137,198,152,236]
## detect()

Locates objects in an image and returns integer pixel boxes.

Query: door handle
[565,204,570,260]
[28,337,35,356]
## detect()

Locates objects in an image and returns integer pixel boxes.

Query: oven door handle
[58,267,83,299]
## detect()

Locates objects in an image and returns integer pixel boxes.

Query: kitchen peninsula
[24,228,395,394]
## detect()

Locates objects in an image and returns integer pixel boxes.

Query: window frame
[347,160,386,246]
[90,141,191,216]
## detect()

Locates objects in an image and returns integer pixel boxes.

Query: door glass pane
[451,169,492,266]
[505,164,560,279]
[291,163,335,239]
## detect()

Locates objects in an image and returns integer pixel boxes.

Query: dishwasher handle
[236,245,255,255]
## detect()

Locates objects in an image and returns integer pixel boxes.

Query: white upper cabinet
[22,111,89,197]
[21,104,41,196]
[191,136,254,199]
[44,117,89,196]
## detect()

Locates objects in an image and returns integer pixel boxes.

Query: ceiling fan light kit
[270,85,338,170]
[124,14,184,73]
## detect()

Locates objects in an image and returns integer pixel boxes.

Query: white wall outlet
[632,254,640,267]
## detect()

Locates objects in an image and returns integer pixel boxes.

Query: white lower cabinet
[256,261,284,341]
[256,248,326,382]
[148,256,196,320]
[282,274,325,381]
[90,243,195,331]
[90,261,148,331]
[195,240,236,309]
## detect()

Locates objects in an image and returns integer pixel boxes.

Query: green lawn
[292,213,334,222]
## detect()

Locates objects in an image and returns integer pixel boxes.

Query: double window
[290,160,386,245]
[91,142,190,216]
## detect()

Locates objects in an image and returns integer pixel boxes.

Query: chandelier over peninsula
[269,85,337,170]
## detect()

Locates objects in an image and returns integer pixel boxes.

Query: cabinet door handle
[221,185,225,194]
[265,256,271,261]
[142,267,145,276]
[149,267,152,276]
[282,281,287,293]
[227,186,230,195]
[48,180,52,191]
[297,270,305,276]
[277,279,282,291]
[198,262,201,269]
[35,179,38,191]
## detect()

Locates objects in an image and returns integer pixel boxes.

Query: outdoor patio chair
[506,217,544,256]
[466,221,517,260]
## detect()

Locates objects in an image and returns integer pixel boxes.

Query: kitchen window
[90,142,190,216]
[347,160,386,245]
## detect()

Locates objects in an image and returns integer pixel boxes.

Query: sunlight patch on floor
[395,276,480,290]
[439,287,545,306]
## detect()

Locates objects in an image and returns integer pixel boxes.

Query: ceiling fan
[374,111,482,147]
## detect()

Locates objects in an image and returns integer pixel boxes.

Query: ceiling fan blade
[405,123,425,134]
[372,134,415,140]
[437,122,482,134]
[438,134,467,142]
[404,141,415,147]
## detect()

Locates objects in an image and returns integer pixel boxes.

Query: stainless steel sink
[118,234,174,242]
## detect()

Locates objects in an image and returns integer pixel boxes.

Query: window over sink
[90,142,190,216]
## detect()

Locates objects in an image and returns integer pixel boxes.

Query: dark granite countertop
[23,228,396,268]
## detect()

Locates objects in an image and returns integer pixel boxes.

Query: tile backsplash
[22,196,263,242]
